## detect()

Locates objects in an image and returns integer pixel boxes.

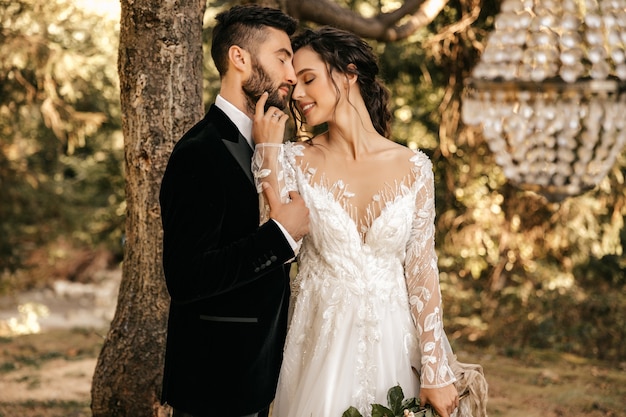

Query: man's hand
[262,182,309,242]
[253,91,289,145]
[420,384,459,417]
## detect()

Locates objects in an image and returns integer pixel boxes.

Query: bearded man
[159,5,309,417]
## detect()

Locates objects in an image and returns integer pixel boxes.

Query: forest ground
[0,269,625,417]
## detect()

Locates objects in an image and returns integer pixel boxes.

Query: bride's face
[291,46,344,127]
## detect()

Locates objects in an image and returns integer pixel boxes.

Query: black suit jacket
[159,104,294,416]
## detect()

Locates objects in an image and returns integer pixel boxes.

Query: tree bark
[90,1,205,416]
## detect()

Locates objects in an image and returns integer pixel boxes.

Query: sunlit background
[0,0,121,337]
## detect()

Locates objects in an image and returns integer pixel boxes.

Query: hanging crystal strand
[560,0,586,82]
[462,0,626,201]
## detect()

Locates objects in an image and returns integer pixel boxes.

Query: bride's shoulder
[408,148,431,165]
[283,138,321,169]
[288,135,327,161]
[383,141,430,167]
[409,150,433,177]
[385,143,433,177]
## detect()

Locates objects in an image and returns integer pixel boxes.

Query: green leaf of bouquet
[342,406,364,417]
[425,407,438,417]
[371,404,394,417]
[387,385,405,415]
[401,396,419,412]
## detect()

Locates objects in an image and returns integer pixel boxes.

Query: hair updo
[290,27,392,138]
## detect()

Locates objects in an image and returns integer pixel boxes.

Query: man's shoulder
[174,106,234,151]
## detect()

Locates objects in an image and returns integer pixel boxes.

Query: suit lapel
[207,104,255,186]
[222,134,254,185]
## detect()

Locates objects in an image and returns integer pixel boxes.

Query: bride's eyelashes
[297,73,315,85]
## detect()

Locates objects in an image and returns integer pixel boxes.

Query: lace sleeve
[251,142,298,224]
[404,152,456,389]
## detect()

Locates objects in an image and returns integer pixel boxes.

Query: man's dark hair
[211,5,298,77]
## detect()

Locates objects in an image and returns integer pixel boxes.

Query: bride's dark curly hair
[289,27,392,138]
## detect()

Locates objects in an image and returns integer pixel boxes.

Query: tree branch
[287,0,449,42]
[387,0,450,41]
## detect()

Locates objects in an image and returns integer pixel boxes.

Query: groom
[159,5,309,417]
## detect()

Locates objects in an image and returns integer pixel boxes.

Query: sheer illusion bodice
[252,141,456,417]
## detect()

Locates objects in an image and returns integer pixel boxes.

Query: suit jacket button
[265,260,272,266]
[270,256,277,262]
[254,267,260,272]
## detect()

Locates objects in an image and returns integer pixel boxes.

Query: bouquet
[342,385,440,417]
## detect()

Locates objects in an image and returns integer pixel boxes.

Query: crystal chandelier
[462,0,626,202]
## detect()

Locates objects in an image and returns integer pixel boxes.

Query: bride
[252,27,487,417]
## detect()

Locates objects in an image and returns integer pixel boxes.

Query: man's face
[243,58,289,111]
[242,27,295,113]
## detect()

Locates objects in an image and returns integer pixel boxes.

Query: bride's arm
[252,143,295,223]
[404,152,458,416]
[250,94,308,252]
[251,92,296,223]
[404,153,454,387]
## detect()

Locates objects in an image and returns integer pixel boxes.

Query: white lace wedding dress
[253,141,458,417]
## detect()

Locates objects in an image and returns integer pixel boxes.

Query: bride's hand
[253,91,289,145]
[420,384,459,417]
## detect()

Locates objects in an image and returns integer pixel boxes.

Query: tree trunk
[91,1,205,416]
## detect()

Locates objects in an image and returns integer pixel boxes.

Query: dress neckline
[289,144,422,242]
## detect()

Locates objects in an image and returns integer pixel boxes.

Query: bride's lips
[300,102,315,116]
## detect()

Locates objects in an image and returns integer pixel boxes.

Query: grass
[0,401,91,417]
[0,328,104,417]
[464,344,626,417]
[0,328,625,417]
[0,328,104,370]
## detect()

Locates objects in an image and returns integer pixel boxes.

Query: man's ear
[228,45,249,72]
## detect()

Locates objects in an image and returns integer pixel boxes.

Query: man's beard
[243,60,289,113]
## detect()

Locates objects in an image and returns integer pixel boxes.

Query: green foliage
[0,0,124,278]
[202,0,230,105]
[342,385,437,417]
